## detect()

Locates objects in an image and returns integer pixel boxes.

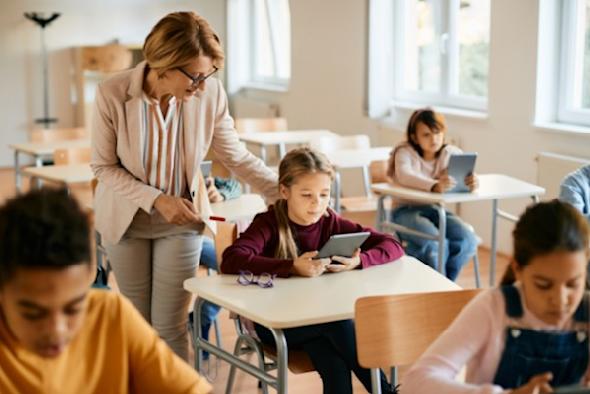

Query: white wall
[0,0,224,166]
[234,0,590,254]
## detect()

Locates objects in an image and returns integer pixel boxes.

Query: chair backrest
[234,117,288,133]
[31,127,87,143]
[355,289,483,369]
[54,147,92,165]
[369,159,390,184]
[214,221,238,268]
[315,134,371,154]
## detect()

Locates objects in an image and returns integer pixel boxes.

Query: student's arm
[560,173,590,222]
[220,212,294,277]
[210,80,279,203]
[214,177,242,201]
[120,295,211,394]
[332,213,404,268]
[90,84,162,214]
[402,290,506,394]
[393,148,438,191]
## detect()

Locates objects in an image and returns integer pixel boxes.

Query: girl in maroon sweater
[221,147,403,394]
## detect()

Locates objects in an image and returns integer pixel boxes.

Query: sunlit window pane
[405,0,441,93]
[457,0,490,97]
[581,0,590,108]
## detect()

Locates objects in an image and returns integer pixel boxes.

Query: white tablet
[446,153,477,193]
[317,232,371,259]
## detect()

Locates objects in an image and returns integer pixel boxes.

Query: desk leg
[490,199,498,287]
[14,151,21,194]
[361,166,371,196]
[278,143,286,159]
[260,145,268,164]
[334,171,341,212]
[270,328,288,394]
[192,297,205,372]
[376,195,385,231]
[436,204,446,277]
[34,155,44,189]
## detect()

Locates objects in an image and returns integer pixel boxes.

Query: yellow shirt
[0,290,211,394]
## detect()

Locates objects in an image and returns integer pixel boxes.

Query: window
[227,0,291,92]
[558,0,590,127]
[367,0,491,117]
[394,0,490,110]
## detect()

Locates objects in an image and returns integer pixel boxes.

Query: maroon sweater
[221,206,405,277]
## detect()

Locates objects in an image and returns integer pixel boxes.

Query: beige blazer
[91,61,279,244]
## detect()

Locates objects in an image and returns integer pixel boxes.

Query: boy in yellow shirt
[0,188,211,394]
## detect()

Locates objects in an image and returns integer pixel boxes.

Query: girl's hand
[292,251,330,277]
[510,372,553,394]
[154,194,202,225]
[327,249,361,273]
[465,172,479,192]
[432,171,457,193]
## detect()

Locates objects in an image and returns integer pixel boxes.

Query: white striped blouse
[140,93,186,197]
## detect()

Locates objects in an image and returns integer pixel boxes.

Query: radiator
[536,152,590,199]
[230,96,280,118]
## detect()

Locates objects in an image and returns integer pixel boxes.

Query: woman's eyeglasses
[177,66,218,87]
[237,270,276,288]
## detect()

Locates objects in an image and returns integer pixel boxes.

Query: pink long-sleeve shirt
[402,285,590,394]
[220,206,405,276]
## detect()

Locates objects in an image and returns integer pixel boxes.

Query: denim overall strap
[493,286,589,389]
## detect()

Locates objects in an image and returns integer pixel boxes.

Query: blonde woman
[91,11,278,360]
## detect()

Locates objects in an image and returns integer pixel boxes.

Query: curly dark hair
[0,188,91,286]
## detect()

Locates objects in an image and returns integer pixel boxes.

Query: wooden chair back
[54,147,92,165]
[355,289,483,369]
[31,127,87,143]
[234,117,288,134]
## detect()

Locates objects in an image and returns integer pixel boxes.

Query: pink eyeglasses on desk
[237,270,276,288]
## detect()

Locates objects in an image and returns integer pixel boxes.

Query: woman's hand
[154,194,202,225]
[432,171,457,193]
[465,172,479,192]
[206,177,224,203]
[510,372,553,394]
[326,249,361,273]
[291,251,330,277]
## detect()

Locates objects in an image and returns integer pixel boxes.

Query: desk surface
[372,173,545,204]
[9,139,91,156]
[22,163,93,184]
[325,147,391,169]
[238,130,337,145]
[184,256,459,329]
[210,193,267,223]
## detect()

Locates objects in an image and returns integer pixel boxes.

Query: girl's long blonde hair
[274,148,335,260]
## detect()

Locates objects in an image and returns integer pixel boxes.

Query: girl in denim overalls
[403,200,590,393]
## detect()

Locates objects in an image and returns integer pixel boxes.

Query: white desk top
[372,174,545,204]
[238,130,337,146]
[9,139,91,156]
[22,163,93,184]
[184,256,459,329]
[325,147,392,169]
[210,193,267,223]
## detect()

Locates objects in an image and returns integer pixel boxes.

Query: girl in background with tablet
[221,147,404,394]
[386,107,479,280]
[403,200,590,393]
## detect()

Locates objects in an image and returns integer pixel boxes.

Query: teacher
[91,11,278,360]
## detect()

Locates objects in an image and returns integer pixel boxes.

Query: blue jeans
[392,205,477,281]
[200,237,221,329]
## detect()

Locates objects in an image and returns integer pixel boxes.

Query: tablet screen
[317,232,370,259]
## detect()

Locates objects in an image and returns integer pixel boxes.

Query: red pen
[208,215,226,222]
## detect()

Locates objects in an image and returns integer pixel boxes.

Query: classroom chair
[205,221,314,394]
[354,289,483,393]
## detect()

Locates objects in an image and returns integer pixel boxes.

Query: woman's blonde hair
[274,148,335,260]
[143,11,224,77]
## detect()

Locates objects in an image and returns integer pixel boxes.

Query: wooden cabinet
[71,44,142,128]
